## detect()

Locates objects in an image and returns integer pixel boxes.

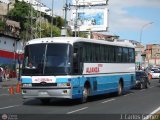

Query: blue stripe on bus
[56,78,69,83]
[71,74,135,99]
[21,74,135,99]
[21,78,32,83]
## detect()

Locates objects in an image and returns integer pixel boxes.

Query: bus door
[72,43,83,75]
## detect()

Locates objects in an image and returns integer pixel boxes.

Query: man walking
[0,67,3,82]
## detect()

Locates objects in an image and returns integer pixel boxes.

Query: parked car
[149,69,160,79]
[135,71,149,89]
[150,68,158,72]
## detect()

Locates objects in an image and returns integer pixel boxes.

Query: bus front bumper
[21,87,72,99]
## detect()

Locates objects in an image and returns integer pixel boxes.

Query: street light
[139,22,154,43]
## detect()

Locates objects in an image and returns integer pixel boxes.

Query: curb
[1,84,17,88]
[0,79,19,88]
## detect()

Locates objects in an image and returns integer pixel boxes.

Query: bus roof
[26,37,135,48]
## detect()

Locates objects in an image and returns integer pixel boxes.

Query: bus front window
[44,44,71,75]
[22,43,71,76]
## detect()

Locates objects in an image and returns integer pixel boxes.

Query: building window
[4,41,6,44]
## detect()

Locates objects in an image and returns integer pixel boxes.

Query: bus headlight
[57,83,70,87]
[23,84,32,87]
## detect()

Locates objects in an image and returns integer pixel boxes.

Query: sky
[41,0,160,45]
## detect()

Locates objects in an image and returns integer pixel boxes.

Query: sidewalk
[0,78,19,88]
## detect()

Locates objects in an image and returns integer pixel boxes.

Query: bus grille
[32,83,57,87]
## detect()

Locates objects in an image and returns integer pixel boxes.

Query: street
[0,79,160,120]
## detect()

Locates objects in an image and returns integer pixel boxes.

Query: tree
[7,1,31,41]
[6,1,67,39]
[40,22,61,37]
[0,20,5,31]
[79,32,88,38]
[7,1,30,18]
[54,16,64,29]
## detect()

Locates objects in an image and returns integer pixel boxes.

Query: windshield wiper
[43,44,48,75]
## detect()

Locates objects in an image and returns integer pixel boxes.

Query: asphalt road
[0,79,160,120]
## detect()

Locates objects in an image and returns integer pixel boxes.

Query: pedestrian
[4,66,9,81]
[0,67,3,82]
[144,68,150,85]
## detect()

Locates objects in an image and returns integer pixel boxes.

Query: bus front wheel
[117,82,123,96]
[40,98,51,104]
[80,86,89,103]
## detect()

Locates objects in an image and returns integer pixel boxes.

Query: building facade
[0,0,15,16]
[0,33,23,78]
[135,44,145,69]
[92,32,119,41]
[146,44,160,66]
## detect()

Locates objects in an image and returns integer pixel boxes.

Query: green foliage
[8,1,30,18]
[54,16,64,29]
[67,29,73,36]
[40,22,61,37]
[7,1,65,40]
[7,1,31,35]
[79,32,88,38]
[0,20,5,30]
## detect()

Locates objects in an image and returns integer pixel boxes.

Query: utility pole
[51,0,54,37]
[64,0,68,28]
[40,0,42,38]
[61,0,70,36]
[74,0,78,37]
[30,1,33,40]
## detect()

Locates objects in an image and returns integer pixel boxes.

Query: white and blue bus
[21,37,135,103]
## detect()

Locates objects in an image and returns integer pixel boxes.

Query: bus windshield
[22,43,71,76]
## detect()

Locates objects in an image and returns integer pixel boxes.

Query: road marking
[101,99,115,104]
[124,93,134,97]
[140,89,146,91]
[143,106,160,120]
[0,105,21,110]
[149,86,154,89]
[67,107,88,114]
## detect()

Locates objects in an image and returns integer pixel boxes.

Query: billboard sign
[72,0,107,5]
[69,8,108,31]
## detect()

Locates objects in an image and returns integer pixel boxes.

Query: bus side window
[73,44,83,75]
[122,48,129,63]
[79,46,83,74]
[129,48,134,63]
[73,46,79,74]
[117,47,122,63]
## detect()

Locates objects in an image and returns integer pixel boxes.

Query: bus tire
[40,98,51,104]
[117,82,123,96]
[80,86,89,103]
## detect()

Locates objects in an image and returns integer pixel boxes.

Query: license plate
[40,92,48,95]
